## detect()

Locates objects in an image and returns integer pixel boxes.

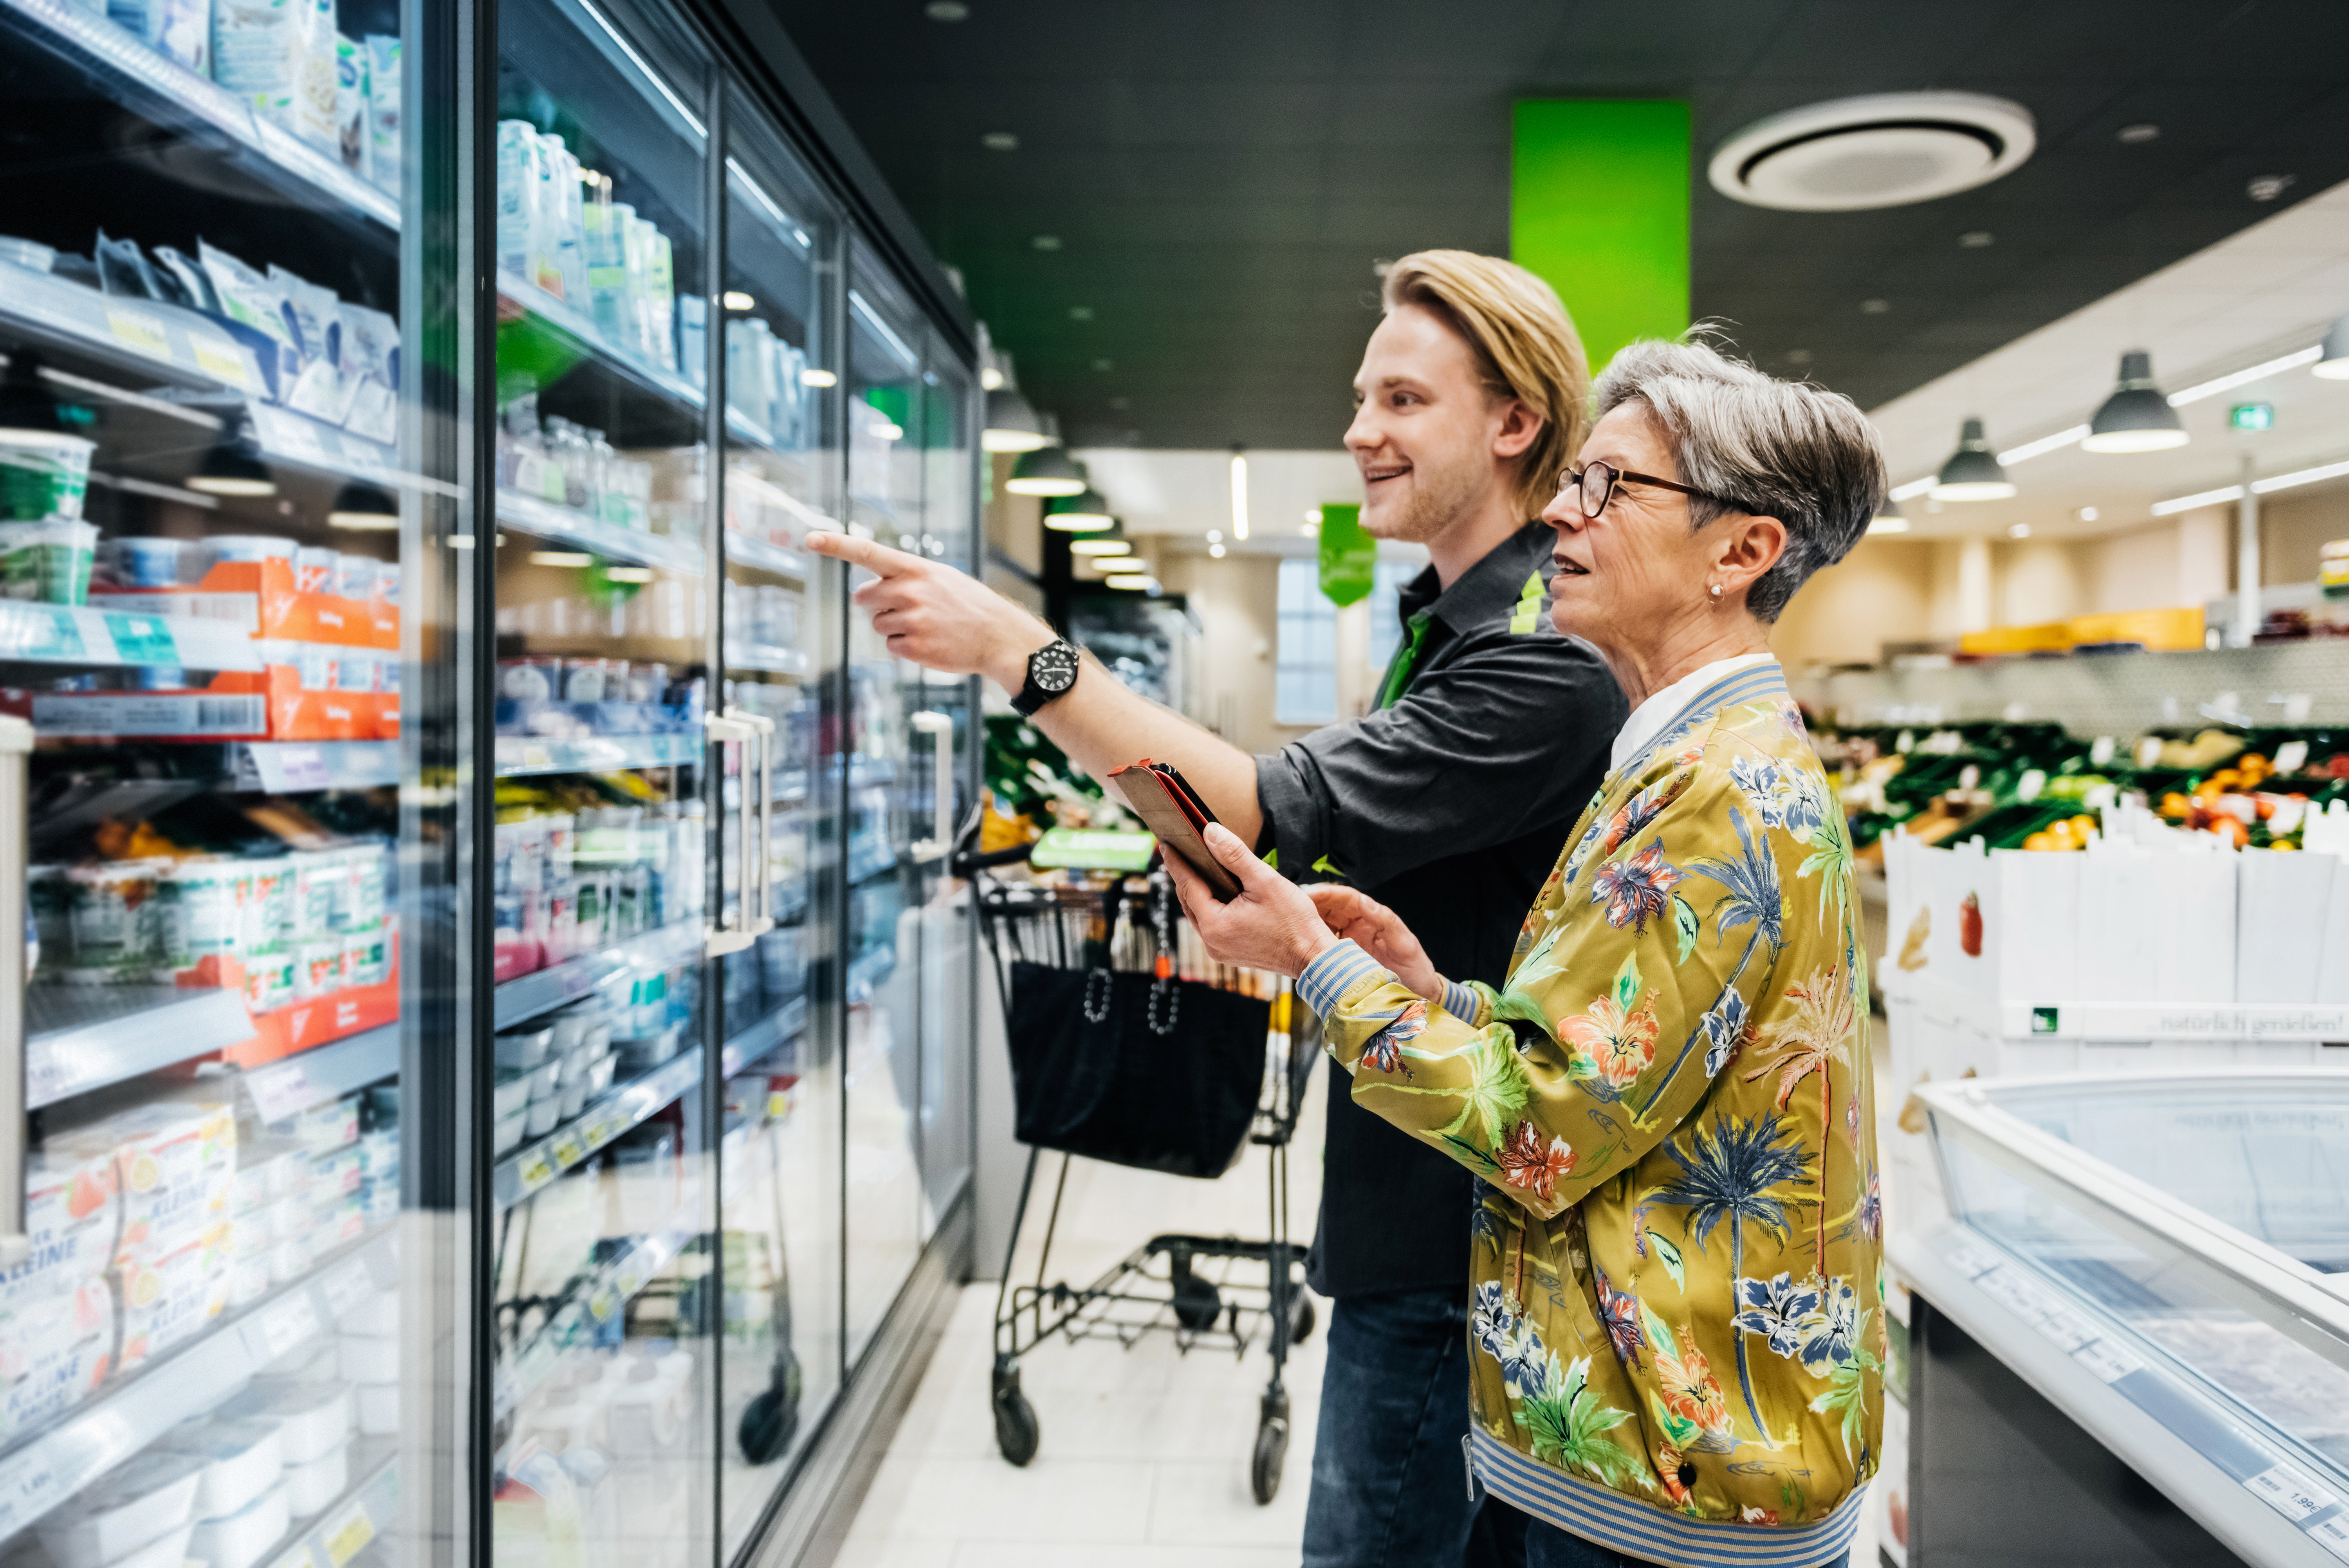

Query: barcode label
[33,693,267,736]
[0,1447,60,1540]
[254,1290,322,1359]
[2311,1514,2349,1561]
[2243,1461,2336,1522]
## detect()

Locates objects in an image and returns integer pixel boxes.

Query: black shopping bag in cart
[1007,962,1268,1179]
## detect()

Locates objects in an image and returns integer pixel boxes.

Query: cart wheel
[1250,1390,1290,1505]
[991,1369,1041,1467]
[1287,1294,1316,1346]
[1172,1274,1222,1332]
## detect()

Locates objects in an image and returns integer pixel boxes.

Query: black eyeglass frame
[1559,460,1739,519]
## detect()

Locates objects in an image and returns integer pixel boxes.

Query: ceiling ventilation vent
[1709,92,2035,211]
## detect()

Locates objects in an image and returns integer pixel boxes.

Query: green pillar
[1511,100,1691,375]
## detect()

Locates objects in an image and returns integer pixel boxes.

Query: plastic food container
[267,1233,312,1285]
[494,1107,527,1155]
[334,554,377,600]
[527,1058,562,1101]
[229,1256,272,1307]
[108,1523,196,1568]
[202,535,297,566]
[188,1482,289,1568]
[583,1053,617,1099]
[614,1026,680,1072]
[282,1437,349,1517]
[494,1025,553,1069]
[0,518,97,603]
[159,1416,285,1521]
[292,545,337,594]
[548,1004,603,1054]
[34,1449,205,1568]
[220,1379,355,1464]
[0,431,94,522]
[107,536,199,588]
[493,1069,532,1121]
[357,1380,398,1435]
[557,1075,586,1119]
[524,1096,561,1137]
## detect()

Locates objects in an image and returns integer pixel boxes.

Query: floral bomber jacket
[1296,659,1883,1568]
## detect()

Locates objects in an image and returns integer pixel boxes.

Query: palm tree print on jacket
[1304,662,1880,1549]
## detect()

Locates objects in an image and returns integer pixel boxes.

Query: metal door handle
[911,711,953,863]
[0,716,33,1267]
[747,713,776,937]
[705,709,758,958]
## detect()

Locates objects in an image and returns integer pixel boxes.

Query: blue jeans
[1304,1288,1523,1568]
[1525,1518,1848,1568]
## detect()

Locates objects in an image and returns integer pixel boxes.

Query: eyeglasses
[1557,460,1733,520]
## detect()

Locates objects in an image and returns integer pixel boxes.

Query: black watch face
[1032,642,1079,694]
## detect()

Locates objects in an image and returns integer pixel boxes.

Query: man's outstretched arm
[806,530,1265,843]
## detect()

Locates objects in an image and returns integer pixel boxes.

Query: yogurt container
[492,1069,532,1121]
[343,921,388,989]
[357,1380,398,1435]
[494,1025,553,1069]
[218,1379,355,1464]
[34,1448,205,1568]
[156,858,249,972]
[107,1523,196,1568]
[283,1436,350,1516]
[187,1481,289,1568]
[0,431,94,521]
[242,945,297,1014]
[334,554,378,600]
[63,859,163,980]
[524,1097,559,1137]
[158,1415,285,1521]
[0,518,97,604]
[106,535,199,588]
[203,535,297,567]
[295,936,346,1000]
[493,1106,528,1155]
[293,545,337,594]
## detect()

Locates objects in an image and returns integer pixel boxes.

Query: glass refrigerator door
[712,92,841,1552]
[911,343,975,1233]
[486,1,716,1566]
[1921,1072,2349,1515]
[0,0,416,1560]
[839,249,929,1364]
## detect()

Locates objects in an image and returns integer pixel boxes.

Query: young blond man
[812,253,1626,1566]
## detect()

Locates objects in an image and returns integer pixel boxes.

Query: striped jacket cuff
[1440,977,1480,1024]
[1296,940,1390,1019]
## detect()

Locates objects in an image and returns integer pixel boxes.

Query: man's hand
[1162,823,1339,979]
[806,530,1055,691]
[1304,885,1441,1001]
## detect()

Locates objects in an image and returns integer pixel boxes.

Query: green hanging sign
[1317,503,1375,607]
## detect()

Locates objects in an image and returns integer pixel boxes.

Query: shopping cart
[959,838,1319,1503]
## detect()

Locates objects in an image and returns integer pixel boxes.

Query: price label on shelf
[0,1447,61,1541]
[104,306,170,357]
[551,1134,584,1169]
[191,340,256,389]
[2032,1304,2099,1354]
[254,1290,323,1359]
[2071,1336,2145,1384]
[322,1497,375,1566]
[322,1257,375,1320]
[2310,1514,2349,1563]
[246,1059,317,1124]
[2243,1461,2337,1523]
[102,613,178,666]
[9,608,88,661]
[587,1117,623,1150]
[1973,1265,2055,1324]
[518,1153,555,1194]
[587,1284,619,1323]
[268,1545,317,1568]
[1939,1238,2000,1280]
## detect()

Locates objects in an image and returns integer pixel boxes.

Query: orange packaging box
[88,558,399,650]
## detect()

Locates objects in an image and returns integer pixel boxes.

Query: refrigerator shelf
[230,742,404,793]
[0,1225,398,1541]
[495,487,707,576]
[493,917,705,1031]
[495,1045,705,1209]
[723,530,809,579]
[0,257,265,395]
[259,1439,397,1568]
[722,642,809,677]
[494,1200,700,1420]
[0,601,263,672]
[240,1023,401,1122]
[496,271,731,427]
[0,0,398,233]
[720,994,807,1076]
[494,730,704,777]
[25,984,257,1108]
[244,404,408,492]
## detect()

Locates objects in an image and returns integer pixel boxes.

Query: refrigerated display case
[1897,1070,2349,1568]
[0,0,980,1559]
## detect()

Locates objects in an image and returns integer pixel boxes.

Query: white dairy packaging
[335,32,366,172]
[318,1194,365,1246]
[283,1436,348,1516]
[1,1146,117,1311]
[267,1232,312,1285]
[116,1223,232,1370]
[339,1331,396,1385]
[356,1379,398,1435]
[34,1449,205,1568]
[363,35,399,198]
[0,1277,114,1442]
[155,857,248,974]
[311,1144,363,1199]
[108,1523,197,1568]
[65,1100,236,1264]
[219,1378,354,1463]
[229,1255,272,1307]
[340,1290,397,1335]
[211,0,298,132]
[159,1415,286,1521]
[290,0,337,152]
[496,119,537,280]
[286,1092,360,1152]
[109,0,208,72]
[188,1481,290,1568]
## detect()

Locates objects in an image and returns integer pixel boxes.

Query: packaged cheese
[0,1146,118,1312]
[0,1277,114,1442]
[116,1223,232,1370]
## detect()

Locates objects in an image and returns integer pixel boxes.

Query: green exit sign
[2231,402,2275,431]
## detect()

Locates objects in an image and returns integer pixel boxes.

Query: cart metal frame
[963,848,1318,1503]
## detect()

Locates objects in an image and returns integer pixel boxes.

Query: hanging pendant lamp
[1929,418,2015,501]
[2080,351,2187,453]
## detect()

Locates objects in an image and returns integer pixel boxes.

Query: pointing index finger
[805,530,917,576]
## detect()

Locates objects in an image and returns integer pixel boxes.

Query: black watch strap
[1012,638,1081,716]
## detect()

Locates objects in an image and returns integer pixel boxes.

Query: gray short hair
[1593,332,1887,622]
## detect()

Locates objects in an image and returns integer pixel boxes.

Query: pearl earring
[1709,583,1722,601]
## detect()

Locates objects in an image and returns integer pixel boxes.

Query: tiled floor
[837,1035,1890,1568]
[834,1070,1329,1567]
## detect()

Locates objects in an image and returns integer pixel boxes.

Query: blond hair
[1379,250,1591,520]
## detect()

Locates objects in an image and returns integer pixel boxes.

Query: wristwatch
[1012,638,1081,716]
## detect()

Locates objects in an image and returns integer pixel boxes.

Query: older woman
[1167,336,1885,1568]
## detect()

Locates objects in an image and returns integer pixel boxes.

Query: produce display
[1814,715,2349,857]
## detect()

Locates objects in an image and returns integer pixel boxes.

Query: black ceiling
[772,0,2349,449]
